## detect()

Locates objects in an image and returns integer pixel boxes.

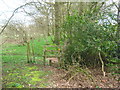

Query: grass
[3,65,51,88]
[2,36,56,55]
[2,36,56,88]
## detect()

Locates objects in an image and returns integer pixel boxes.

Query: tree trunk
[54,1,61,45]
[117,1,120,38]
[117,0,120,58]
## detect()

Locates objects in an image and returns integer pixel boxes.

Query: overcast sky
[0,0,32,25]
[0,0,118,26]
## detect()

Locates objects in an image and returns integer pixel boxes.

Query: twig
[67,72,79,83]
[112,0,119,9]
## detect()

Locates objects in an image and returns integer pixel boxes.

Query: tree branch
[0,2,42,35]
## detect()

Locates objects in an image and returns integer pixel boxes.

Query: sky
[0,0,118,26]
[0,0,32,25]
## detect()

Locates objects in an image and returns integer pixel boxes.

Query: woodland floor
[46,66,120,88]
[2,62,120,88]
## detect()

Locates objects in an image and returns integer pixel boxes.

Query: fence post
[43,49,46,66]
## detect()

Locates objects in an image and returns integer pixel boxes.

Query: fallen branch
[67,72,79,83]
[99,52,106,77]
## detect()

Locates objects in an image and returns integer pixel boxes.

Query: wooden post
[43,49,46,66]
[58,45,62,67]
[49,60,52,66]
[31,42,35,63]
[58,56,61,67]
[27,42,30,63]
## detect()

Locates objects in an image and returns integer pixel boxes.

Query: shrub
[61,12,118,68]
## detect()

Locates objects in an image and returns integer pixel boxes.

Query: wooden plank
[46,58,59,66]
[45,50,60,52]
[46,58,58,62]
[44,45,63,47]
[43,55,61,57]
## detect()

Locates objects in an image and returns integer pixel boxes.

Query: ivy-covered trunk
[117,1,120,59]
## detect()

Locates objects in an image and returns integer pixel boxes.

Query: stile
[43,44,63,66]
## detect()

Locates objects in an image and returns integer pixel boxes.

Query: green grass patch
[3,65,52,88]
[2,36,55,56]
[2,55,26,63]
[2,36,55,88]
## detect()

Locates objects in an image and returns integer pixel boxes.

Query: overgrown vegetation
[59,4,120,75]
[1,0,120,88]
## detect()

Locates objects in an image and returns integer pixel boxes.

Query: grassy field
[2,36,56,88]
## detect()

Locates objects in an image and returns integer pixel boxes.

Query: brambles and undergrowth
[59,9,120,77]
